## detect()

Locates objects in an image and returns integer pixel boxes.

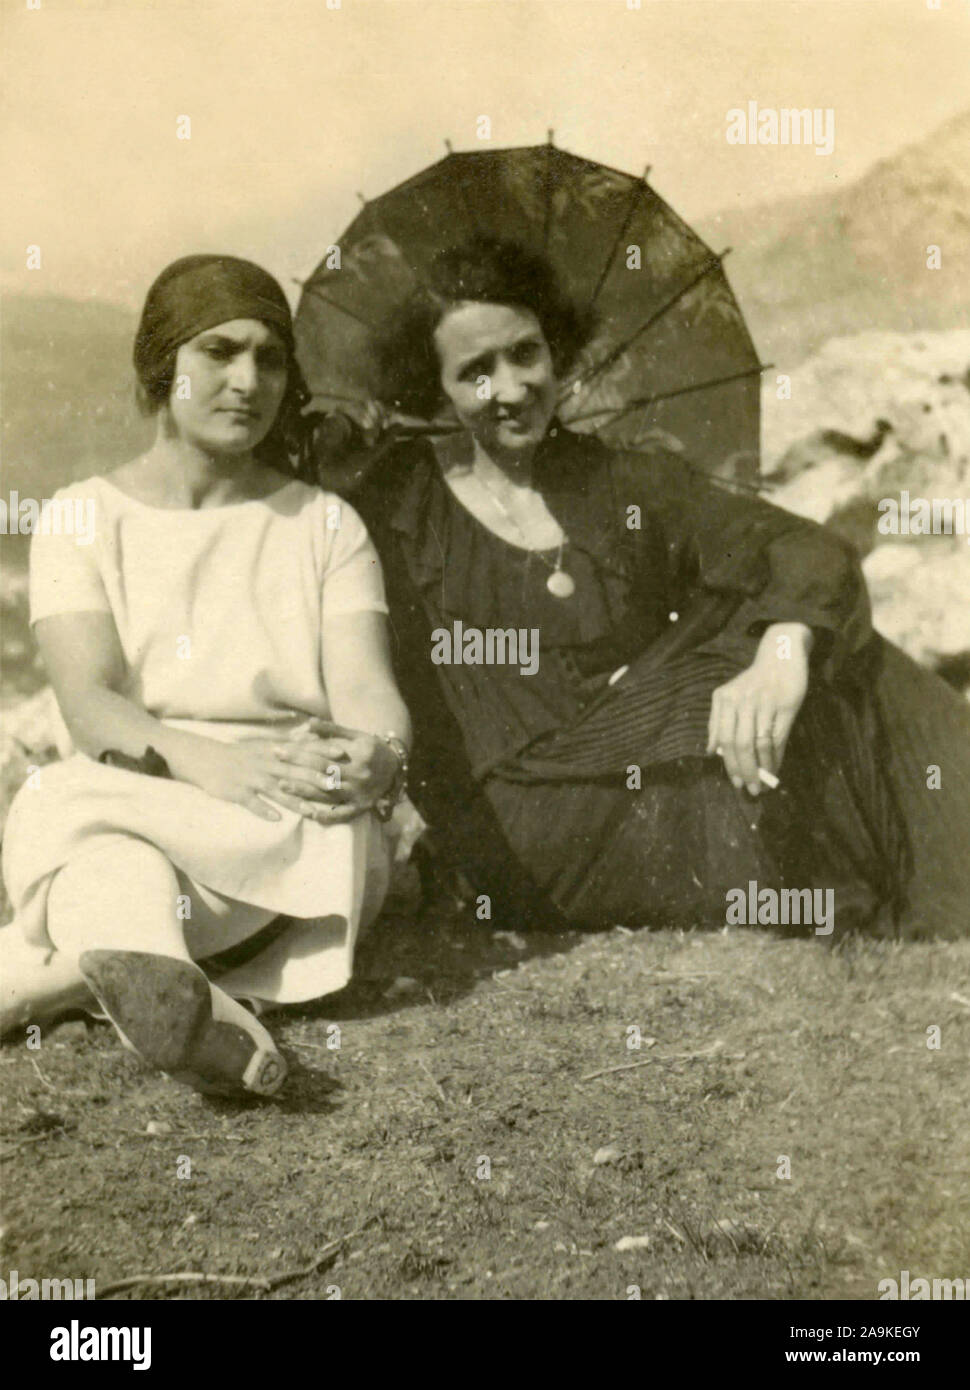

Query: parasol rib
[440,149,484,241]
[301,281,375,329]
[543,130,556,247]
[351,196,429,299]
[561,250,732,403]
[587,167,651,312]
[567,362,772,427]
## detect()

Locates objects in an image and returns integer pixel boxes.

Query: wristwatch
[374,733,409,822]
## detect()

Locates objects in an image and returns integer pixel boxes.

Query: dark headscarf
[133,254,309,468]
[133,254,295,398]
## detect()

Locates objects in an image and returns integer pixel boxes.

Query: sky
[2,0,969,308]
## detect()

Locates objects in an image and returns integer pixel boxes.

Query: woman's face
[434,302,558,463]
[167,318,289,455]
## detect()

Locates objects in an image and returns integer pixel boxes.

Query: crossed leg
[18,834,286,1095]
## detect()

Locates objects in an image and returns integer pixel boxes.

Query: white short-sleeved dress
[2,475,393,1005]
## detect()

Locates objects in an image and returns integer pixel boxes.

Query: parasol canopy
[294,138,765,481]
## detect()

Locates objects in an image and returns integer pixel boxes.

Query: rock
[49,1019,89,1044]
[20,1109,67,1134]
[759,331,970,695]
[492,930,527,951]
[770,419,894,484]
[0,685,59,749]
[383,976,420,999]
[0,568,47,700]
[614,1235,651,1252]
[592,1145,621,1166]
[863,543,970,678]
[145,1121,172,1137]
[768,458,868,527]
[533,1220,550,1231]
[0,686,60,841]
[761,330,970,544]
[762,330,970,475]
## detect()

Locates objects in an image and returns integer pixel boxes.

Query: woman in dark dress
[315,237,970,938]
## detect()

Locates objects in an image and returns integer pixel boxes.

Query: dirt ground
[2,887,969,1302]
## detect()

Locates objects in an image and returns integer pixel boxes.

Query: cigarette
[714,747,780,790]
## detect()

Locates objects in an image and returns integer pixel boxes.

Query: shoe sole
[79,950,286,1097]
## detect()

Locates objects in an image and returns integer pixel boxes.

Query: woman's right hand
[309,400,401,491]
[171,738,297,823]
[328,398,393,450]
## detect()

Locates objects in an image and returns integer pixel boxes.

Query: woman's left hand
[706,624,813,795]
[268,719,401,823]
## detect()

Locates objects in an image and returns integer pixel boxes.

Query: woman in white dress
[0,254,411,1098]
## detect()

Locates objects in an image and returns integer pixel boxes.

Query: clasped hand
[273,719,400,823]
[187,720,400,823]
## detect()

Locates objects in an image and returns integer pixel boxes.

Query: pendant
[546,568,576,599]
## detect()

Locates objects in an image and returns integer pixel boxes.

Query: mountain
[2,108,967,556]
[0,295,149,570]
[698,108,970,370]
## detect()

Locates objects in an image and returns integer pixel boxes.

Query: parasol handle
[383,413,461,437]
[306,403,460,444]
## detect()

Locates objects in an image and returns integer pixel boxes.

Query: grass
[2,899,969,1301]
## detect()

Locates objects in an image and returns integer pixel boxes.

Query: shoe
[78,949,286,1097]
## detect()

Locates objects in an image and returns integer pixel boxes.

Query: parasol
[294,136,767,482]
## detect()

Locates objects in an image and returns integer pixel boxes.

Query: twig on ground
[662,1041,726,1061]
[97,1272,271,1297]
[96,1223,372,1299]
[264,1225,370,1293]
[488,978,531,994]
[125,1131,250,1143]
[648,970,718,979]
[582,1039,726,1081]
[29,1057,56,1089]
[580,1059,652,1082]
[0,1127,68,1161]
[28,1055,95,1099]
[417,1057,449,1104]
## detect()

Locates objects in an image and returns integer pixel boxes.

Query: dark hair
[377,236,595,418]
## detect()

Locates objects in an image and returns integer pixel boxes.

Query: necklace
[471,467,576,599]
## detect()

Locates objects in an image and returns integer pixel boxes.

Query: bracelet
[374,732,409,822]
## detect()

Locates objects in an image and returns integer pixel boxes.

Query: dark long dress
[352,426,970,938]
